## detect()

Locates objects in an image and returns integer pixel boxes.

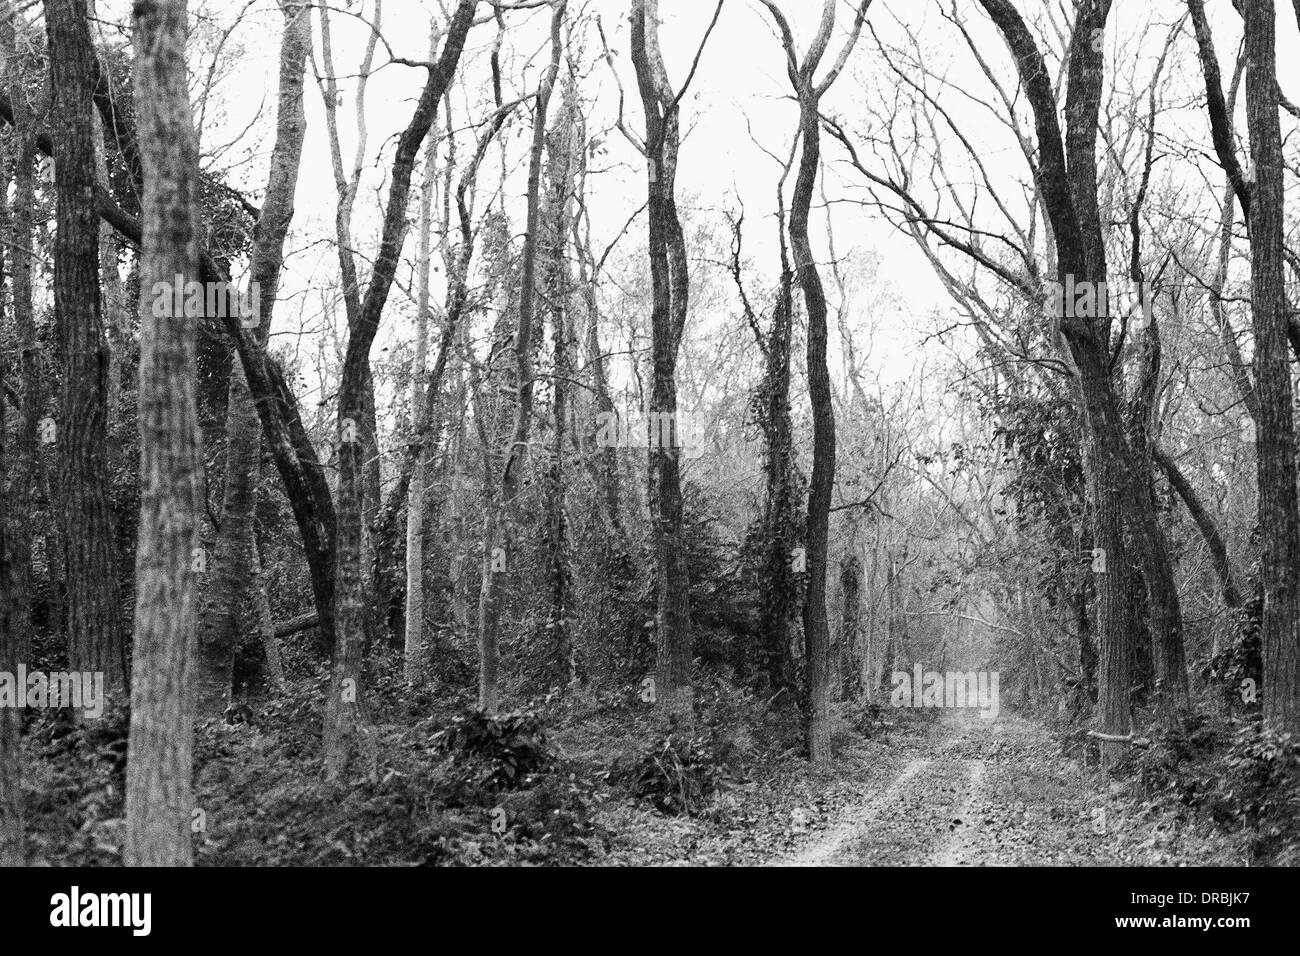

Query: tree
[2,6,38,670]
[324,0,477,776]
[1242,0,1300,730]
[45,0,126,702]
[477,0,565,713]
[403,130,437,683]
[196,0,311,716]
[758,0,870,762]
[0,107,21,868]
[629,0,722,733]
[125,0,202,866]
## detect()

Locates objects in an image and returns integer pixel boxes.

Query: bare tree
[324,0,477,776]
[629,0,722,733]
[759,0,870,762]
[477,0,565,713]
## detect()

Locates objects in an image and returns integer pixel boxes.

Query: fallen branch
[274,611,319,640]
[1085,730,1151,748]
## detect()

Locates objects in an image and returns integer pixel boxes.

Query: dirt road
[772,712,1215,866]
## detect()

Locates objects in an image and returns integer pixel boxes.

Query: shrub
[431,709,554,790]
[1135,713,1300,864]
[607,734,720,816]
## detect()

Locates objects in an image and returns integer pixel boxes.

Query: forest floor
[594,710,1243,867]
[18,677,1253,866]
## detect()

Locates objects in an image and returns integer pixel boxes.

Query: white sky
[91,0,1300,440]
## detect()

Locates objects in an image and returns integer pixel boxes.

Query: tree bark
[46,0,127,701]
[125,0,202,867]
[196,0,310,716]
[1153,445,1240,609]
[630,0,699,733]
[403,134,436,682]
[1243,0,1300,731]
[759,0,869,762]
[543,77,579,687]
[3,11,38,670]
[977,0,1190,756]
[324,0,476,775]
[477,0,564,714]
[0,114,23,868]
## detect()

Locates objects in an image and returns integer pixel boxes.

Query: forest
[0,0,1297,870]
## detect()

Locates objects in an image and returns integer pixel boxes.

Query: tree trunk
[125,0,202,867]
[543,78,578,687]
[46,0,127,701]
[0,122,23,869]
[631,0,695,733]
[1243,0,1300,731]
[324,0,476,775]
[1153,446,1240,609]
[838,537,863,701]
[978,0,1190,754]
[476,1,564,714]
[196,363,260,715]
[403,136,436,682]
[791,94,835,763]
[3,14,37,669]
[758,0,868,762]
[196,0,311,715]
[754,225,799,698]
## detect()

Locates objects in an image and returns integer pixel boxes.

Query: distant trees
[0,1,1296,870]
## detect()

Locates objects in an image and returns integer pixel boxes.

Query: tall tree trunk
[792,103,835,762]
[0,120,23,868]
[317,0,387,647]
[1244,0,1300,731]
[46,0,126,701]
[196,363,260,714]
[196,0,311,716]
[977,0,1191,756]
[838,545,863,701]
[125,0,202,867]
[4,12,37,669]
[543,78,578,687]
[403,135,436,682]
[744,212,799,699]
[631,0,700,733]
[1153,446,1240,609]
[477,1,564,713]
[324,0,476,775]
[759,0,869,762]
